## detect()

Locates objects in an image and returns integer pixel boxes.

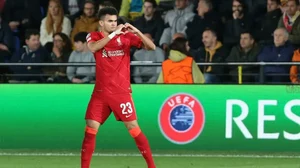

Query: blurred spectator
[0,0,5,14]
[278,0,300,47]
[157,0,175,13]
[119,0,160,22]
[132,34,164,83]
[223,0,253,48]
[62,0,85,25]
[172,33,185,41]
[159,0,194,52]
[98,1,114,10]
[280,0,288,13]
[218,0,266,22]
[192,29,229,83]
[67,32,95,84]
[2,0,43,44]
[184,0,223,50]
[40,0,72,46]
[46,32,72,83]
[254,0,282,46]
[245,0,267,19]
[9,29,50,83]
[290,49,300,83]
[133,0,164,46]
[71,0,98,46]
[227,31,261,83]
[0,15,14,61]
[157,37,205,83]
[258,28,294,83]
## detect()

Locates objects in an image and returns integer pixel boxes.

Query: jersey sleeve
[86,32,101,44]
[126,32,142,48]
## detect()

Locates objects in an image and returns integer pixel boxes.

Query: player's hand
[124,23,140,34]
[115,24,125,35]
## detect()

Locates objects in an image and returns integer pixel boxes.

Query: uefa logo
[158,93,205,145]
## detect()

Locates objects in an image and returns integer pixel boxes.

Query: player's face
[25,35,40,51]
[99,15,118,33]
[74,41,85,52]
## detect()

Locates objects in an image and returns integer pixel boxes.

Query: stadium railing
[0,62,299,84]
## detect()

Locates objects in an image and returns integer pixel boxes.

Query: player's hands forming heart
[115,24,125,35]
[124,23,139,34]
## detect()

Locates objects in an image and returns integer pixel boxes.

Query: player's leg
[81,93,111,168]
[109,93,156,168]
[124,120,156,168]
[81,120,100,168]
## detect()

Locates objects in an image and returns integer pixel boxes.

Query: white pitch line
[0,153,300,159]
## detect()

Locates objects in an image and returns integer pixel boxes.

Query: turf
[1,155,300,168]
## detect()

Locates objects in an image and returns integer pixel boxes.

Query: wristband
[108,32,116,39]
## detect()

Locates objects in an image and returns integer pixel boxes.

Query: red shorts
[85,91,137,124]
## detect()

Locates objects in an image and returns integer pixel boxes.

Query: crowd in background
[0,0,299,84]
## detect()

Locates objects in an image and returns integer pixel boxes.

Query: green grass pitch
[1,152,300,168]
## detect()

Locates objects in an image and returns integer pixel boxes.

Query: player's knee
[124,120,138,130]
[85,126,98,135]
[86,119,100,131]
[124,121,141,137]
[128,126,141,138]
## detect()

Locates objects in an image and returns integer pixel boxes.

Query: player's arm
[125,23,156,51]
[87,24,125,53]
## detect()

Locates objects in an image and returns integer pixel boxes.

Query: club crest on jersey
[116,37,122,46]
[158,93,205,145]
[102,49,108,57]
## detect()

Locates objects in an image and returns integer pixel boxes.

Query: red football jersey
[86,31,142,94]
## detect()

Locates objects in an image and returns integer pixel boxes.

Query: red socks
[81,126,97,168]
[81,126,155,168]
[129,127,156,168]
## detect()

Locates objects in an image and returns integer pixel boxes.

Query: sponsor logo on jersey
[102,49,125,57]
[158,93,205,144]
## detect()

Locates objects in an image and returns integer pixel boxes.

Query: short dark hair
[270,0,281,5]
[241,31,254,40]
[170,37,189,55]
[25,29,40,40]
[97,7,118,20]
[204,28,217,38]
[144,0,157,8]
[99,1,114,8]
[84,0,95,6]
[202,0,213,9]
[74,32,88,43]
